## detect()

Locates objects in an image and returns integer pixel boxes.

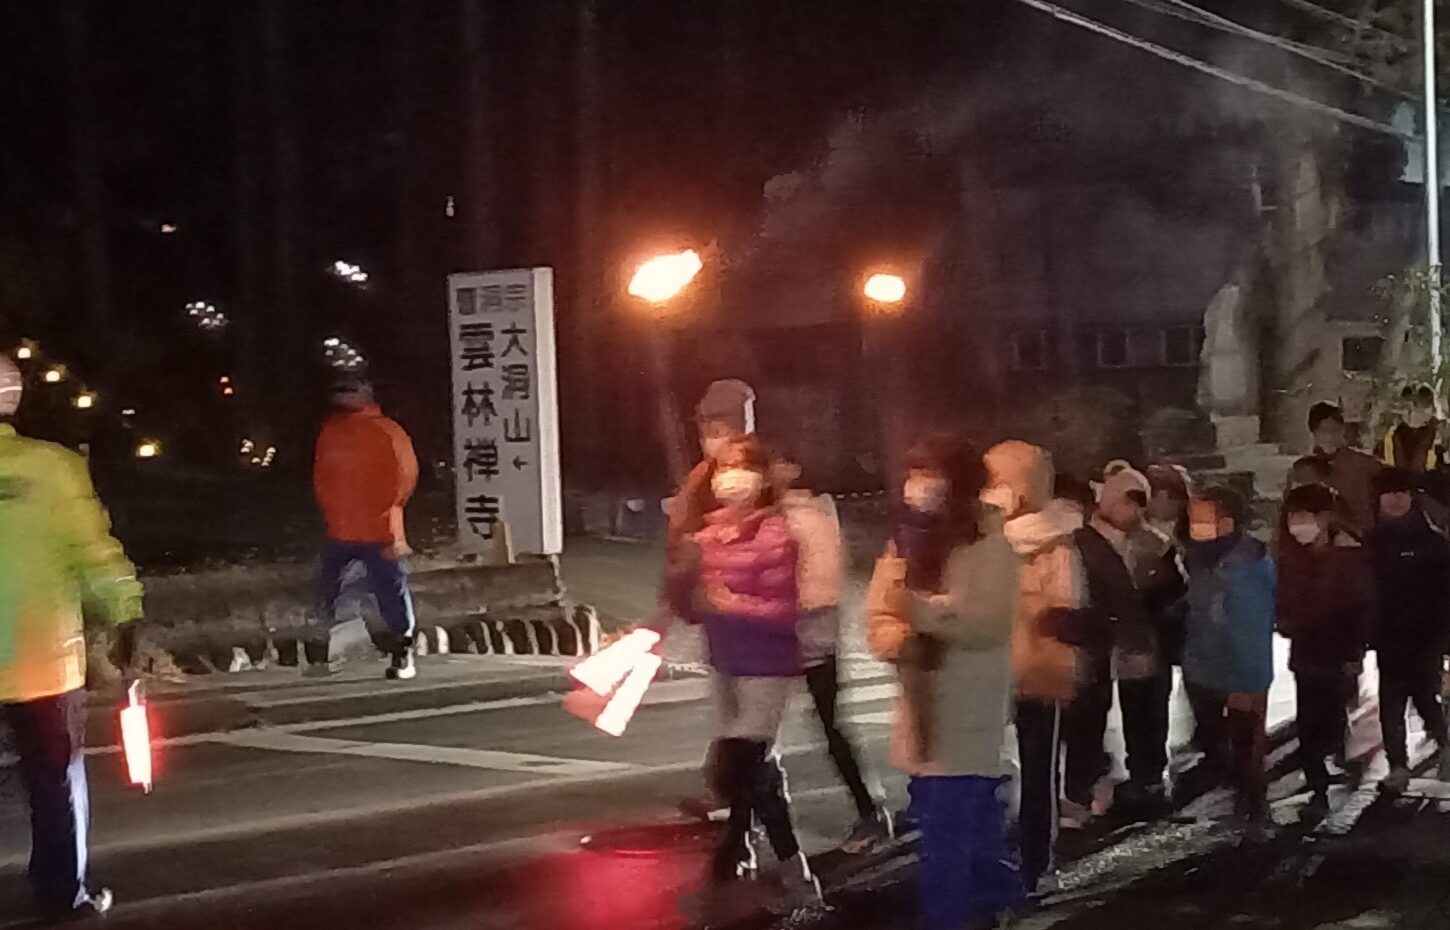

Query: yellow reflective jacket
[0,425,142,703]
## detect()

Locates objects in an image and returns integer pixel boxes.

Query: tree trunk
[65,0,112,357]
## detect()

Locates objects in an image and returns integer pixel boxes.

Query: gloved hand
[112,620,142,678]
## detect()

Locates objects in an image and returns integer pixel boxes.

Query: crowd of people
[659,382,1450,930]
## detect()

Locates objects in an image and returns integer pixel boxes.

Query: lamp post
[627,249,703,486]
[861,272,910,494]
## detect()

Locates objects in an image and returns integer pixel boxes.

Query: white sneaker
[1382,765,1411,795]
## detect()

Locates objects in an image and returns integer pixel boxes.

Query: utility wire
[1263,0,1414,51]
[1010,0,1408,137]
[1117,0,1414,99]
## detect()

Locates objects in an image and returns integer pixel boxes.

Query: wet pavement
[0,537,1442,930]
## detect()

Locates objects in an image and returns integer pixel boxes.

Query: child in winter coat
[983,440,1085,894]
[878,434,1025,930]
[774,450,889,850]
[690,435,814,896]
[1183,485,1276,830]
[1275,483,1373,808]
[868,438,963,764]
[1365,468,1450,793]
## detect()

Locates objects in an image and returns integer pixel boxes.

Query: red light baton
[119,680,153,793]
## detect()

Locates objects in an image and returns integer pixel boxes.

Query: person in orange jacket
[311,374,420,680]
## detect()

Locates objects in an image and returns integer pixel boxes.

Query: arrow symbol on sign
[512,456,528,470]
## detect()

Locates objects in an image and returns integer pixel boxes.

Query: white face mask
[980,485,1018,514]
[1287,519,1321,545]
[702,436,730,463]
[903,476,949,514]
[712,468,764,508]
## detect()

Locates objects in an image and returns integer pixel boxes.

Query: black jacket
[1366,508,1450,669]
[1070,526,1154,671]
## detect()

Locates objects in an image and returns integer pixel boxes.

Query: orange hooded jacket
[313,405,418,546]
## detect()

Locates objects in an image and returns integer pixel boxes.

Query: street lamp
[863,272,908,308]
[626,249,703,485]
[860,270,912,492]
[73,391,97,410]
[627,249,702,306]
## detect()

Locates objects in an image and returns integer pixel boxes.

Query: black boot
[751,746,801,862]
[710,739,757,883]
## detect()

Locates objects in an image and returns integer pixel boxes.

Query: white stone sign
[447,267,562,557]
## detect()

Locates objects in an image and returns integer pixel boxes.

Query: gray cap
[695,379,755,433]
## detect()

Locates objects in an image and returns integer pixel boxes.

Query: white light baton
[119,680,153,794]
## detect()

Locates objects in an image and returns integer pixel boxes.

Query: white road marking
[211,728,634,776]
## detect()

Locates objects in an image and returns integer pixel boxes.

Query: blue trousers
[3,690,90,912]
[911,775,1024,930]
[318,541,416,643]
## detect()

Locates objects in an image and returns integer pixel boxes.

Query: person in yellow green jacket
[1381,385,1444,475]
[0,353,143,920]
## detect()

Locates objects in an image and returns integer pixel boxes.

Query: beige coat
[986,440,1086,703]
[889,520,1021,777]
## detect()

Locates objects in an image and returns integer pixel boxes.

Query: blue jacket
[1184,534,1276,694]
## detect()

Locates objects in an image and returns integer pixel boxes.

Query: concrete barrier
[113,558,600,677]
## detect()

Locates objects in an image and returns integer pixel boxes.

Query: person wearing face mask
[1381,385,1444,476]
[1365,468,1450,794]
[1182,486,1276,835]
[1114,465,1189,817]
[665,380,754,824]
[689,435,817,901]
[1061,467,1158,828]
[1274,484,1373,812]
[1308,402,1381,535]
[667,379,756,547]
[982,440,1086,896]
[867,439,956,768]
[870,434,1026,930]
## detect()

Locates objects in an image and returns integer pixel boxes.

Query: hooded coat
[985,441,1086,702]
[889,510,1020,777]
[693,507,801,677]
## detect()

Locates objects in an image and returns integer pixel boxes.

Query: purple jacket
[695,508,801,677]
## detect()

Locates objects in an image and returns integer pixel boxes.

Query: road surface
[0,538,1343,930]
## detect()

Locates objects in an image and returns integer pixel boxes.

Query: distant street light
[863,272,908,307]
[15,341,34,360]
[626,249,703,485]
[186,301,228,332]
[859,270,912,491]
[135,440,162,460]
[331,260,370,286]
[73,391,97,410]
[43,366,65,384]
[322,336,366,371]
[627,250,703,306]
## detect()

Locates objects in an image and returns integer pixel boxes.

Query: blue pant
[318,541,416,644]
[911,775,1024,930]
[3,690,90,912]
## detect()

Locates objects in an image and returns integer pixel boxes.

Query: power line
[1009,0,1407,138]
[1263,0,1414,51]
[1117,0,1413,99]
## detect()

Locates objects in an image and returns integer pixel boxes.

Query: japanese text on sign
[447,268,562,556]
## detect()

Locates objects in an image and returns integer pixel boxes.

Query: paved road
[0,538,1321,930]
